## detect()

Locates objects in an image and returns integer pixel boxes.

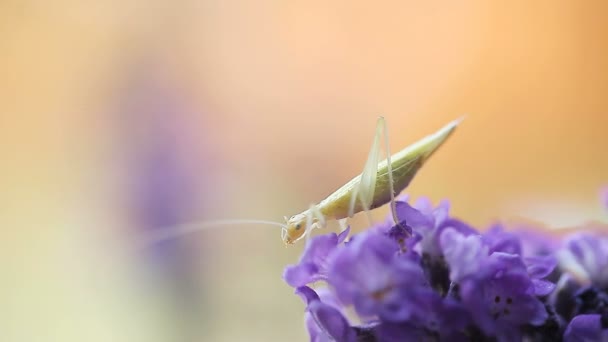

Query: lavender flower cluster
[283,194,608,342]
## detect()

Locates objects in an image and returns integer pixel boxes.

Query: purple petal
[525,255,557,279]
[308,300,356,342]
[315,287,343,310]
[432,199,451,226]
[304,314,323,342]
[459,251,550,336]
[513,228,559,257]
[439,218,477,236]
[407,291,470,333]
[395,201,433,229]
[327,232,399,305]
[566,234,588,261]
[564,314,608,342]
[483,224,522,255]
[439,299,471,334]
[283,232,341,287]
[295,286,320,305]
[301,233,340,263]
[327,231,427,321]
[297,286,355,342]
[413,196,434,214]
[532,279,556,296]
[284,263,320,288]
[440,228,487,282]
[525,298,550,326]
[459,279,495,333]
[375,322,428,342]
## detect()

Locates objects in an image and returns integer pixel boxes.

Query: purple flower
[283,227,350,287]
[483,224,522,255]
[459,252,549,340]
[440,228,487,282]
[513,227,560,257]
[327,230,429,321]
[564,314,608,342]
[524,255,558,296]
[283,189,608,341]
[559,232,608,289]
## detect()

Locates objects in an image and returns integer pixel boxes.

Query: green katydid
[281,116,461,244]
[140,117,462,247]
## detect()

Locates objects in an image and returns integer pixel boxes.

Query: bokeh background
[2,1,608,341]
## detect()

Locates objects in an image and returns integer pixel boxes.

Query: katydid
[140,117,462,247]
[281,117,461,244]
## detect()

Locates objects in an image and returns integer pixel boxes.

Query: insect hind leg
[348,117,384,222]
[358,117,406,226]
[347,116,407,232]
[380,117,408,231]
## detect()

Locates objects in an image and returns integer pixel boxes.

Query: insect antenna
[138,219,288,249]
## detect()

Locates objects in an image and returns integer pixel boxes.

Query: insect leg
[348,117,384,221]
[302,203,326,243]
[303,205,316,243]
[379,116,403,229]
[309,204,326,228]
[338,218,349,233]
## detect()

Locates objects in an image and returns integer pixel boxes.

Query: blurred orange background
[1,1,608,341]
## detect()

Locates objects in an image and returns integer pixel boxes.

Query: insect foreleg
[302,203,326,242]
[310,204,326,228]
[303,204,315,243]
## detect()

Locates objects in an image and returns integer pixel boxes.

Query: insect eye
[295,223,302,230]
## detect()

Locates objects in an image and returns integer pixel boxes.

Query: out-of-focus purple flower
[459,252,549,340]
[563,314,608,342]
[483,224,522,255]
[440,228,487,282]
[327,231,429,321]
[513,227,560,257]
[549,273,580,320]
[525,255,558,296]
[559,232,608,289]
[283,227,350,287]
